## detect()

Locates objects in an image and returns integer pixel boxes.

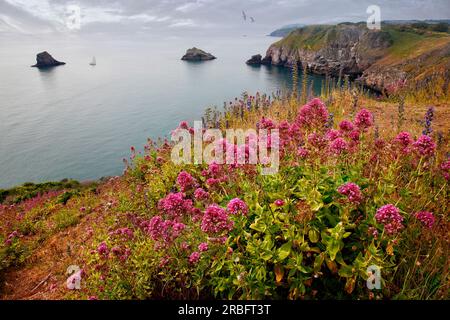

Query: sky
[0,0,449,36]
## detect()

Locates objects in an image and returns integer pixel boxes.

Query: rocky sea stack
[31,51,66,68]
[246,54,262,65]
[181,48,216,61]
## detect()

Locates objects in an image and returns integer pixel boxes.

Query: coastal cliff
[258,23,450,92]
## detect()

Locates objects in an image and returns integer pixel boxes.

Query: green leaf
[308,229,320,243]
[313,253,324,273]
[250,218,266,233]
[277,241,292,261]
[338,265,354,278]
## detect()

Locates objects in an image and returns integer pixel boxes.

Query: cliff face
[261,23,450,92]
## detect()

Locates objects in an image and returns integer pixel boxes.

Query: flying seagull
[250,17,255,23]
[242,10,247,21]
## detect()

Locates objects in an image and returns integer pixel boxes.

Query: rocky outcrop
[31,51,66,68]
[181,48,216,61]
[246,54,262,65]
[254,23,450,92]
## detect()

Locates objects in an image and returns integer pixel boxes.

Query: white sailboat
[89,56,96,66]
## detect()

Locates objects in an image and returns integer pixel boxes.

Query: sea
[0,34,329,189]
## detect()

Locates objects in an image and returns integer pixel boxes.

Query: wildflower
[288,123,301,138]
[97,242,109,258]
[258,117,276,130]
[326,129,342,141]
[176,171,197,192]
[178,121,189,130]
[201,204,234,235]
[159,256,170,268]
[206,178,221,188]
[110,227,134,240]
[4,230,19,246]
[415,211,435,229]
[274,199,285,207]
[413,135,436,157]
[181,242,190,251]
[337,183,363,204]
[422,107,434,136]
[339,120,354,132]
[441,159,450,181]
[147,216,163,240]
[394,132,413,154]
[158,193,193,220]
[88,296,98,301]
[189,252,201,265]
[368,227,379,239]
[173,222,186,235]
[226,198,249,216]
[330,138,348,155]
[198,242,209,252]
[296,98,329,130]
[375,205,404,235]
[348,130,360,142]
[354,109,374,130]
[194,188,209,201]
[297,147,309,158]
[308,133,327,149]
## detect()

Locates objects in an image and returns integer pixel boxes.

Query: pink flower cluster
[297,147,309,158]
[189,251,201,264]
[329,137,348,155]
[339,120,354,132]
[415,211,435,229]
[201,204,234,235]
[274,199,285,207]
[198,242,209,252]
[441,160,450,181]
[147,216,186,244]
[202,162,227,187]
[109,227,134,241]
[308,133,327,149]
[394,132,413,154]
[375,204,404,235]
[4,230,19,246]
[194,188,210,201]
[354,109,374,131]
[20,190,64,213]
[413,135,436,157]
[97,242,109,258]
[226,198,249,216]
[177,171,198,192]
[258,117,276,130]
[111,246,132,262]
[337,183,363,204]
[296,98,329,130]
[158,192,193,220]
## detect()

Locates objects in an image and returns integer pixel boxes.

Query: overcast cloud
[0,0,449,35]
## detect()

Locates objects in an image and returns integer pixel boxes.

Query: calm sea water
[0,34,327,189]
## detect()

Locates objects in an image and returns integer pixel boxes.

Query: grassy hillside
[0,84,448,300]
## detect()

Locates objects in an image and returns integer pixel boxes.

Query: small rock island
[246,54,262,65]
[181,48,216,61]
[31,51,66,68]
